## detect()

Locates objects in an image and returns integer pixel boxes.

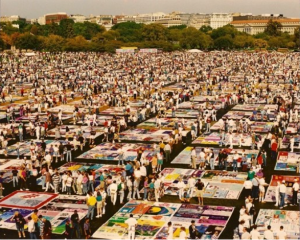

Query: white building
[70,14,87,23]
[210,13,233,29]
[231,19,300,35]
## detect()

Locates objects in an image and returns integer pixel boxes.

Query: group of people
[1,51,300,239]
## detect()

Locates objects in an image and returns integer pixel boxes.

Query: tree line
[0,19,299,52]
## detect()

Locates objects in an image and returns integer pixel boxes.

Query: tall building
[210,13,233,29]
[231,18,300,35]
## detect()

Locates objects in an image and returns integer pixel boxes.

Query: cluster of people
[1,51,300,240]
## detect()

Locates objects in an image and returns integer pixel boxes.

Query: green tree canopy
[15,33,41,50]
[264,20,283,36]
[141,23,168,41]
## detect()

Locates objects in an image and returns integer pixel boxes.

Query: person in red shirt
[271,140,278,161]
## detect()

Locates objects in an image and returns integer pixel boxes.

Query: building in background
[231,18,300,35]
[70,14,87,23]
[179,13,210,29]
[0,15,26,23]
[210,13,233,29]
[37,12,68,25]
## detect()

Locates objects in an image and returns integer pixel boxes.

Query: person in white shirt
[291,178,299,206]
[76,172,83,195]
[187,177,195,197]
[27,216,37,239]
[250,225,261,240]
[279,180,287,209]
[276,226,287,240]
[154,178,161,202]
[140,164,147,177]
[167,222,173,240]
[177,178,185,200]
[241,227,251,240]
[232,151,239,172]
[110,180,118,205]
[179,226,187,239]
[125,214,137,240]
[133,177,141,200]
[264,225,274,240]
[258,177,268,203]
[274,181,281,207]
[191,147,197,169]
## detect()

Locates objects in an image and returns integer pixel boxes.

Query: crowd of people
[0,51,299,239]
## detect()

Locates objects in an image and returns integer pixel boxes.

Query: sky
[1,0,300,19]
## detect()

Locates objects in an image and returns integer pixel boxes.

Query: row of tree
[0,19,299,52]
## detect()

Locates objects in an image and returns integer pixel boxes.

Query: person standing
[167,222,173,239]
[71,210,81,239]
[279,180,287,209]
[195,179,204,205]
[86,193,97,220]
[11,211,26,238]
[64,219,72,239]
[188,220,197,239]
[27,216,37,239]
[251,175,259,200]
[191,147,197,169]
[164,143,171,163]
[42,217,52,239]
[232,151,239,172]
[291,178,299,206]
[0,173,4,198]
[125,214,137,240]
[110,180,118,205]
[83,218,91,239]
[96,191,103,218]
[177,178,185,200]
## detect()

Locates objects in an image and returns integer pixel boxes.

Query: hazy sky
[1,0,300,19]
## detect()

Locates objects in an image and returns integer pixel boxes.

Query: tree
[294,27,300,48]
[179,27,212,49]
[199,25,212,33]
[214,35,234,49]
[64,36,89,51]
[233,35,254,48]
[59,19,75,38]
[268,37,281,49]
[211,24,238,39]
[167,28,182,42]
[142,23,168,41]
[73,22,106,40]
[264,20,282,36]
[112,22,143,42]
[40,34,65,52]
[15,33,41,50]
[102,30,120,41]
[254,39,268,49]
[168,25,187,30]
